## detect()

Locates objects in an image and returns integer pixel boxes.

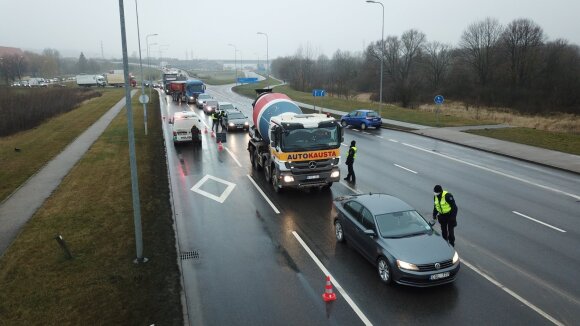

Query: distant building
[0,46,24,58]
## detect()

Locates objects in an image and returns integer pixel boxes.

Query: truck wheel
[272,171,282,193]
[264,164,271,183]
[250,150,256,169]
[253,149,262,171]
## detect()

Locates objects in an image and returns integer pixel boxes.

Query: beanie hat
[351,140,356,146]
[433,185,443,193]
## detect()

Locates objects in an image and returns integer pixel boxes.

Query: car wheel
[341,120,347,127]
[335,220,345,243]
[377,257,392,285]
[360,122,367,130]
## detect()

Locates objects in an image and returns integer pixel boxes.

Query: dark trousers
[345,163,355,182]
[438,214,457,246]
[212,119,219,131]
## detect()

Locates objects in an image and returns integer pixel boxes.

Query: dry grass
[0,89,125,202]
[0,91,182,325]
[418,102,580,134]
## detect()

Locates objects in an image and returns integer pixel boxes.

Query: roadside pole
[118,0,147,264]
[434,95,444,127]
[313,89,325,114]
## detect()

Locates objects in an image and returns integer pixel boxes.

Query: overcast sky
[2,0,580,61]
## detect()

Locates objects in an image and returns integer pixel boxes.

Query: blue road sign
[237,77,258,84]
[434,95,444,105]
[312,89,326,97]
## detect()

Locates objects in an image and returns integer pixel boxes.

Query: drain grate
[180,250,200,261]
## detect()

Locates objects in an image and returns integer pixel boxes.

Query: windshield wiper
[389,231,426,239]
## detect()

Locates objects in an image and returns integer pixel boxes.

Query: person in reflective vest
[343,140,357,183]
[211,111,219,132]
[433,184,458,247]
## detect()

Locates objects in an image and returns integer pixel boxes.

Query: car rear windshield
[366,111,379,117]
[375,210,431,238]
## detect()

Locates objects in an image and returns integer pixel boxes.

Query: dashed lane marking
[224,146,242,167]
[394,164,418,174]
[463,260,564,326]
[247,175,280,214]
[402,142,580,201]
[292,231,373,326]
[512,211,566,233]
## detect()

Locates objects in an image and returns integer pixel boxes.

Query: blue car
[340,109,382,130]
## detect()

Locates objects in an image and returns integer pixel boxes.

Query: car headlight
[283,175,294,183]
[396,259,419,271]
[229,123,234,127]
[244,122,249,125]
[452,251,459,264]
[330,170,340,178]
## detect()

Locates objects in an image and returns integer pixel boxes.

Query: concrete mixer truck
[248,89,343,192]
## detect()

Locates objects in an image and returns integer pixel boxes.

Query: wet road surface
[160,84,579,325]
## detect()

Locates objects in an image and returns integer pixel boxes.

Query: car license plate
[306,175,319,180]
[430,272,450,280]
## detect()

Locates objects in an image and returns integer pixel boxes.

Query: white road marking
[362,131,371,135]
[512,211,566,233]
[376,135,384,139]
[246,175,280,214]
[393,164,418,174]
[352,129,361,132]
[462,260,564,326]
[388,139,398,142]
[224,146,242,167]
[341,143,349,147]
[402,142,580,201]
[292,231,372,326]
[190,174,236,203]
[340,181,362,194]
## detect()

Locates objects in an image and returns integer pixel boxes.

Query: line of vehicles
[167,84,460,287]
[75,70,137,87]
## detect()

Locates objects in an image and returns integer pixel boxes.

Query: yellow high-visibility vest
[434,190,451,214]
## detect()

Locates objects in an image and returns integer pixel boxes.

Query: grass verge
[0,89,124,202]
[190,70,239,85]
[0,90,182,325]
[466,127,580,155]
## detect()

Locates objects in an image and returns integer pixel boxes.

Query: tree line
[271,17,580,115]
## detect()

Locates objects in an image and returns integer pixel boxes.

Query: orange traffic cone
[322,275,336,302]
[218,140,223,152]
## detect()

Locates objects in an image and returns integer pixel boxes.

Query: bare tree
[501,18,545,88]
[423,41,452,91]
[459,17,503,86]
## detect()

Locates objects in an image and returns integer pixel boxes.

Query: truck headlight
[397,260,419,271]
[330,171,340,178]
[283,175,294,183]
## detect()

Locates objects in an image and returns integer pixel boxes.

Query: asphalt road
[160,82,579,325]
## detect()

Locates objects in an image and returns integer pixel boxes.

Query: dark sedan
[333,193,460,287]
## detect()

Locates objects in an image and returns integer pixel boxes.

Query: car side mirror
[364,229,376,237]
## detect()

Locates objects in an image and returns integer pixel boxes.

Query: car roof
[347,193,414,215]
[353,109,375,113]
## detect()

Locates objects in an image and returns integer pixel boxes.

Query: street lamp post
[257,32,269,78]
[146,34,158,99]
[366,0,384,116]
[17,56,24,81]
[134,0,150,136]
[228,43,238,84]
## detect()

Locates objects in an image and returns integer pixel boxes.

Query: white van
[171,111,203,145]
